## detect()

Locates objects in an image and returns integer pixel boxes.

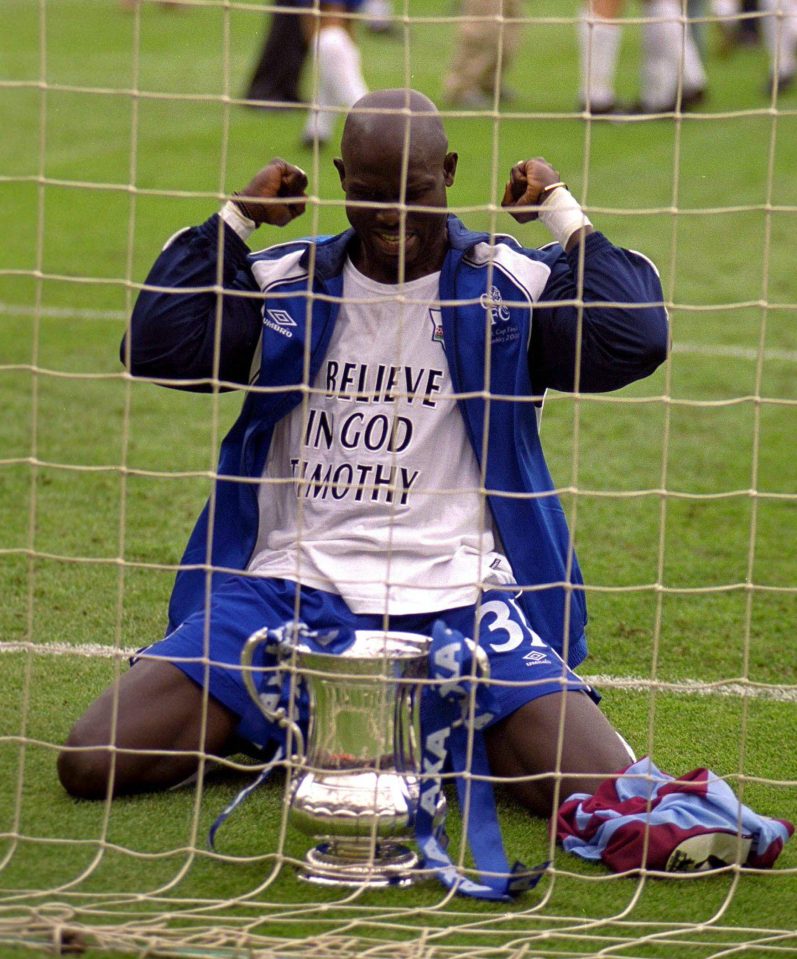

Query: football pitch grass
[1,1,796,956]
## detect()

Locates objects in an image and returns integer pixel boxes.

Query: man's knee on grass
[484,691,634,817]
[58,737,117,800]
[56,660,240,799]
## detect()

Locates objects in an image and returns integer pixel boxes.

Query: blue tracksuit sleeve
[531,231,669,394]
[121,215,263,391]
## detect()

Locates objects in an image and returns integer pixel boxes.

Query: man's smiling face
[334,96,457,284]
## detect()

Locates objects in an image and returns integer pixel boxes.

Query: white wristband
[219,200,257,242]
[538,186,592,248]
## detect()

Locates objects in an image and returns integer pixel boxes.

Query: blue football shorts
[138,575,596,748]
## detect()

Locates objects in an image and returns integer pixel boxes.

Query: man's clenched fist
[234,159,308,228]
[501,157,563,223]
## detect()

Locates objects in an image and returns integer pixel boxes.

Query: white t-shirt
[247,258,513,614]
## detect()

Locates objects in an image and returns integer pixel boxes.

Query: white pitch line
[3,302,797,363]
[672,342,797,364]
[1,641,795,703]
[2,302,797,364]
[0,303,127,322]
[584,674,797,703]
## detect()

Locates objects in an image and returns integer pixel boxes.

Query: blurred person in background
[712,0,796,91]
[363,0,396,34]
[300,0,369,147]
[758,0,795,91]
[578,0,707,114]
[243,0,401,111]
[443,0,525,108]
[718,0,763,49]
[243,2,308,109]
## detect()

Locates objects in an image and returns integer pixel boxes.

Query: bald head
[340,89,449,168]
[333,89,458,283]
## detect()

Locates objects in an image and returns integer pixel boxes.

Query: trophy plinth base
[298,841,419,888]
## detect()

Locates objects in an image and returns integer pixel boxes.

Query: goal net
[1,1,795,957]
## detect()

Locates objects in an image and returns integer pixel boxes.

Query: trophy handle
[241,627,306,759]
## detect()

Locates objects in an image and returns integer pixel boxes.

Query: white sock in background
[578,4,623,111]
[760,0,797,83]
[363,0,394,31]
[642,0,705,110]
[710,0,739,17]
[681,18,708,95]
[303,26,368,144]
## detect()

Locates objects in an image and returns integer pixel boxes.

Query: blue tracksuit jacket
[124,213,669,668]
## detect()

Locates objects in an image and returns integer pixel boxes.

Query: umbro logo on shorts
[523,650,550,666]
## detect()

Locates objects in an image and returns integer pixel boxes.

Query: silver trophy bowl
[242,627,438,887]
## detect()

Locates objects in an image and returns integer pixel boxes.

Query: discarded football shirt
[556,756,794,872]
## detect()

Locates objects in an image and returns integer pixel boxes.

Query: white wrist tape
[538,186,592,248]
[219,200,257,242]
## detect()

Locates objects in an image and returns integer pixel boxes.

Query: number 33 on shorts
[469,592,596,719]
[476,594,560,662]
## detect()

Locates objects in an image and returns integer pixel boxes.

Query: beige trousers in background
[443,0,525,102]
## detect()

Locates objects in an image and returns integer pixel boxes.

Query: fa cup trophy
[241,627,437,887]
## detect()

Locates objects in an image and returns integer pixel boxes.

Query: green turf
[1,1,796,956]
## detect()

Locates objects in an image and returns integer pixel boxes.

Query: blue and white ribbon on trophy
[414,620,548,901]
